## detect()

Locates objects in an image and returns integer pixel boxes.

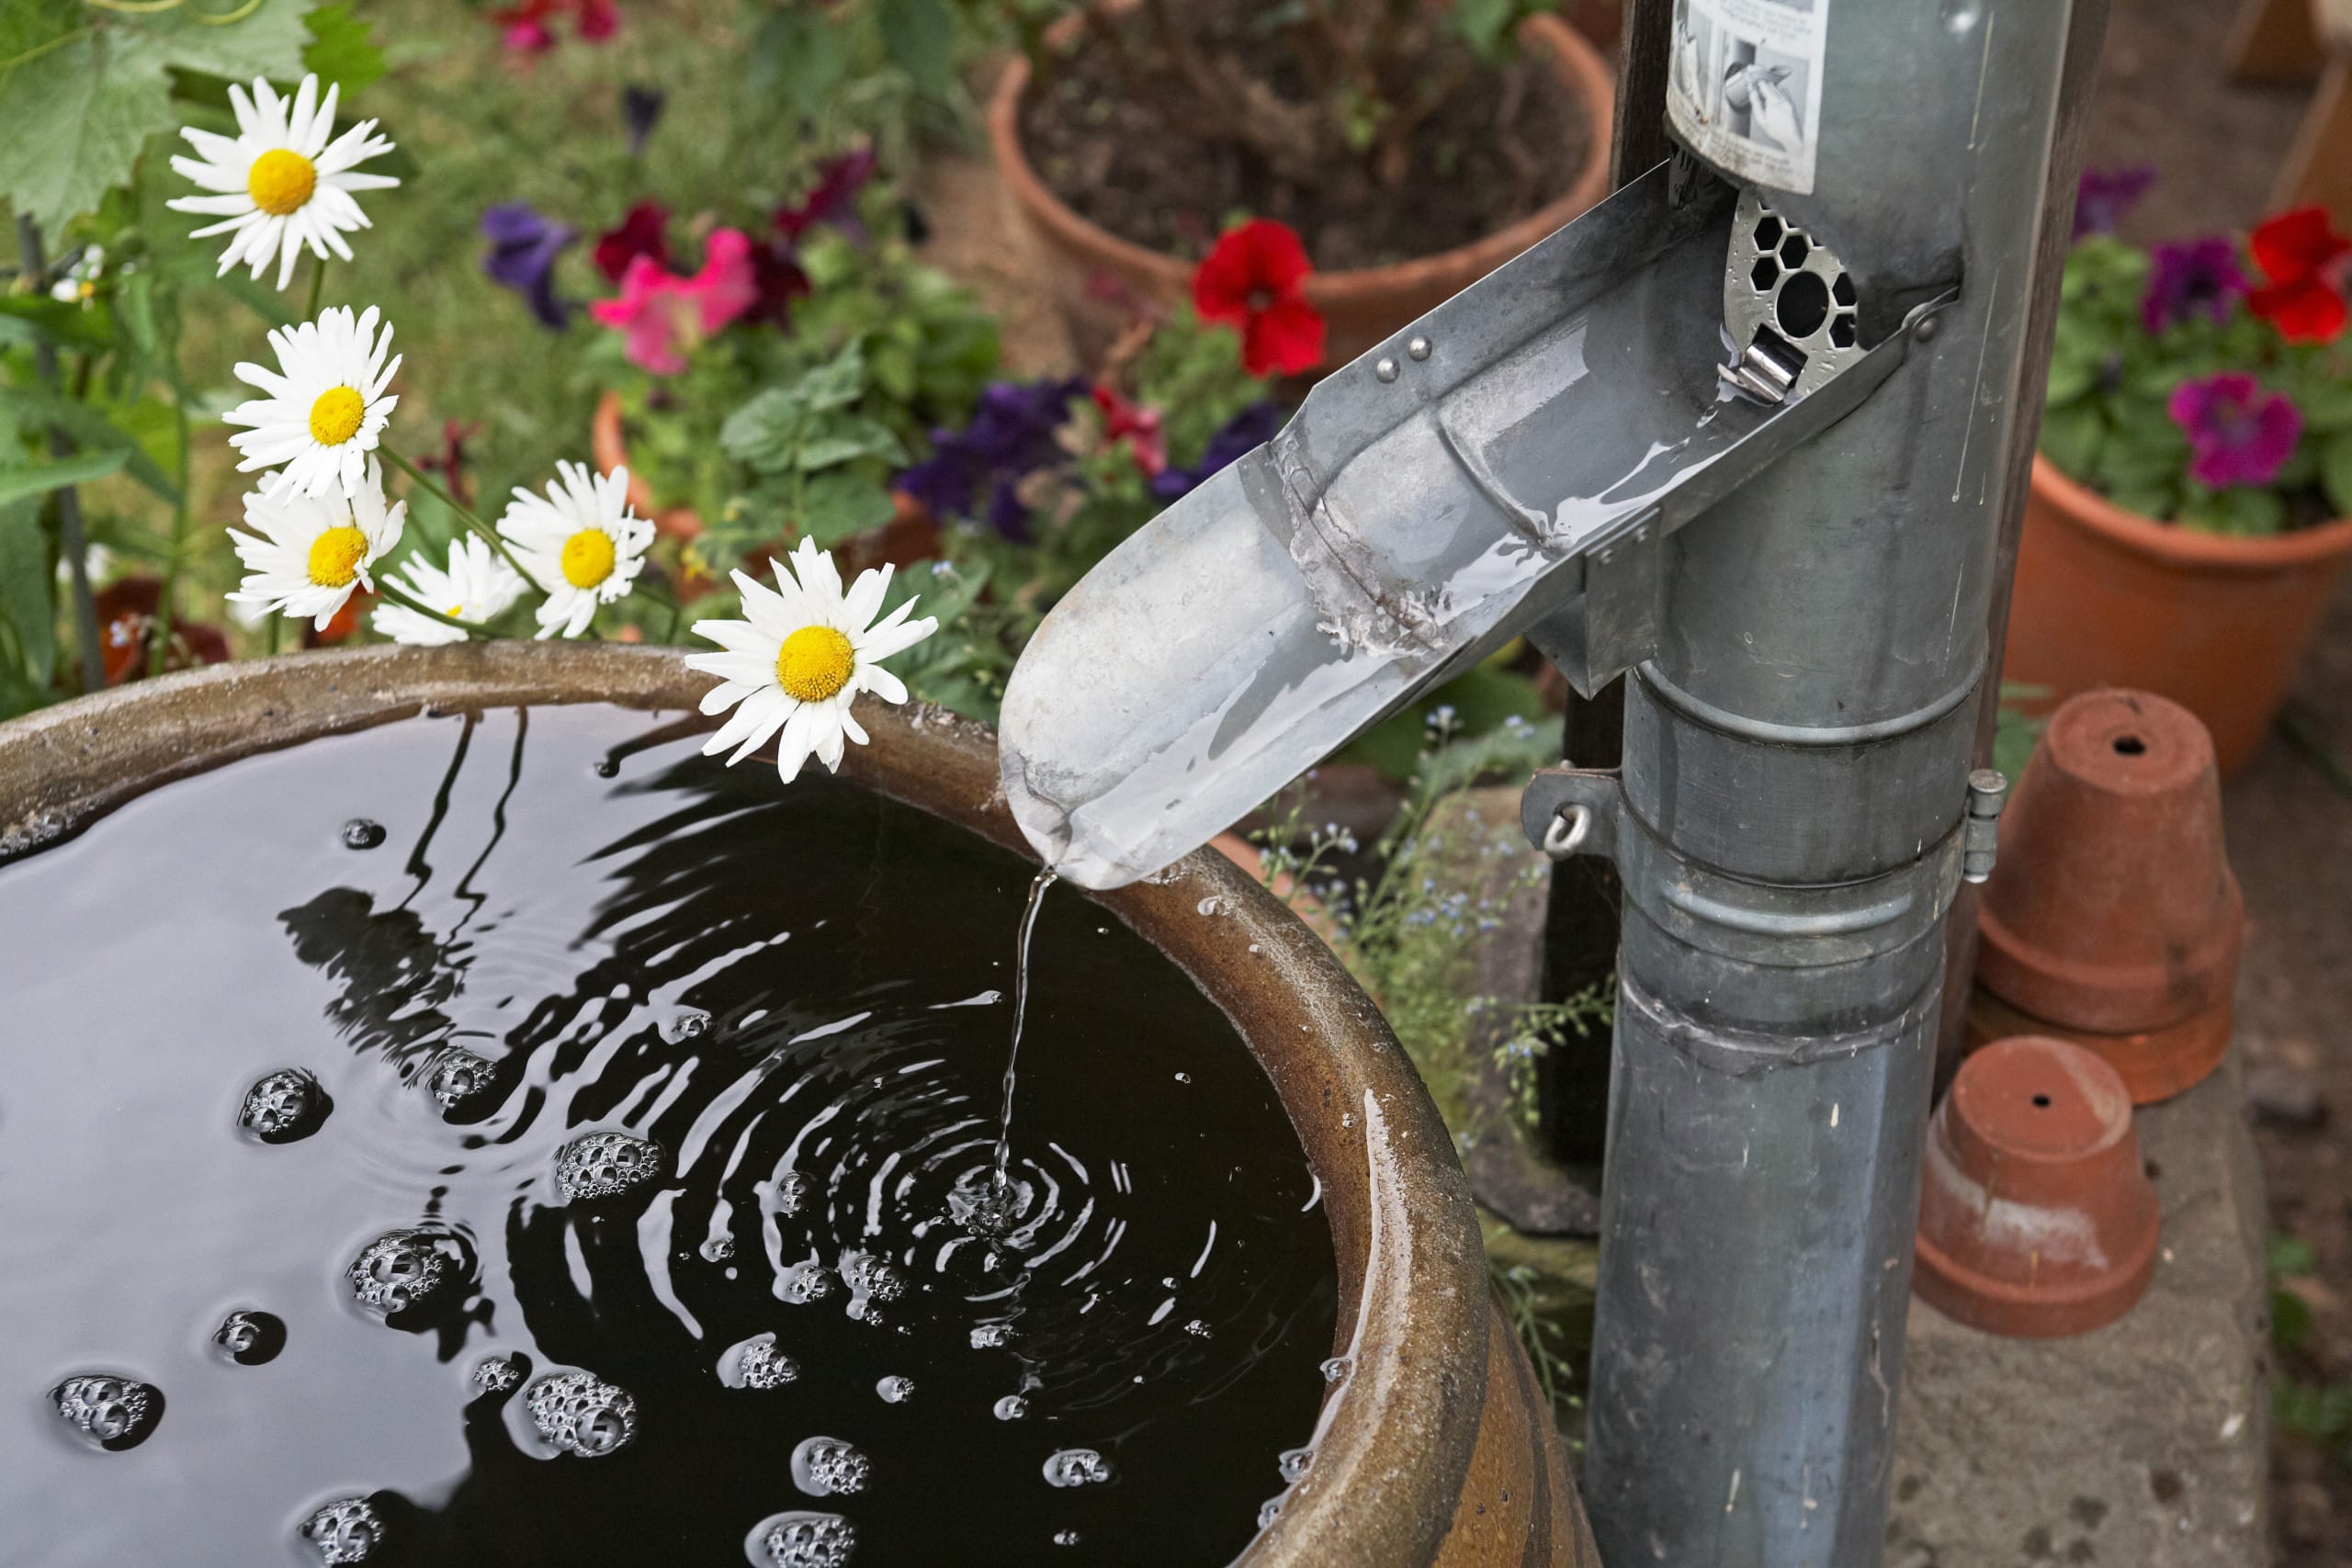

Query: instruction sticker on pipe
[1667,0,1827,196]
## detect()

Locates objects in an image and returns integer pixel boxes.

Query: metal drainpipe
[1544,2,2092,1561]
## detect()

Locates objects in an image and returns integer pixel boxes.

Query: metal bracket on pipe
[1522,766,1622,863]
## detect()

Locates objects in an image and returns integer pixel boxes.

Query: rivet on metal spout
[1962,767,2009,885]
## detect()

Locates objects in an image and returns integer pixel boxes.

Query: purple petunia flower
[2167,372,2301,489]
[2073,164,2155,241]
[2142,238,2247,334]
[481,203,578,330]
[1150,401,1283,501]
[622,85,665,159]
[896,378,1090,537]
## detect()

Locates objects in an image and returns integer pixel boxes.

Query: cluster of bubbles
[300,1497,385,1564]
[425,1048,499,1114]
[874,1375,915,1404]
[718,1334,801,1391]
[345,1228,453,1316]
[470,1353,525,1395]
[554,1132,666,1202]
[50,1374,160,1450]
[238,1067,331,1144]
[752,1510,857,1568]
[213,1309,285,1366]
[339,818,387,851]
[525,1371,640,1459]
[1042,1449,1115,1489]
[790,1436,872,1498]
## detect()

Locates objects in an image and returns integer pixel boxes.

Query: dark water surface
[0,705,1336,1565]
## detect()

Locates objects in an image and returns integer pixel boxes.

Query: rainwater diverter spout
[1000,0,2087,1561]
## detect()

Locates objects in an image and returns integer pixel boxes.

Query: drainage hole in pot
[2113,735,2147,756]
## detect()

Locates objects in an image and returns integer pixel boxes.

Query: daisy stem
[373,581,485,637]
[147,379,194,679]
[379,445,547,594]
[304,254,326,321]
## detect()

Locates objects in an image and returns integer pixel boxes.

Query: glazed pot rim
[988,12,1617,308]
[0,641,1491,1568]
[2030,453,2352,571]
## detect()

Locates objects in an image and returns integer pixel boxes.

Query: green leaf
[0,498,55,691]
[877,0,956,98]
[750,6,848,120]
[300,1,382,93]
[2177,483,2286,537]
[797,414,908,471]
[2272,1233,2320,1278]
[0,388,177,505]
[0,447,130,509]
[798,343,869,412]
[1448,0,1520,62]
[2322,430,2352,518]
[2036,400,2104,480]
[794,469,897,547]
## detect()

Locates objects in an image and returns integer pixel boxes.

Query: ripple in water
[0,705,1336,1562]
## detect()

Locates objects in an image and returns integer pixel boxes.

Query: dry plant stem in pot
[991,10,1614,369]
[2002,455,2352,773]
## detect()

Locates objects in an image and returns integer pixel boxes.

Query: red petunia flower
[594,201,670,285]
[2246,207,2350,345]
[1193,220,1326,378]
[1091,384,1167,477]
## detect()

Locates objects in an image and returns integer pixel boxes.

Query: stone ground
[922,1,2351,1557]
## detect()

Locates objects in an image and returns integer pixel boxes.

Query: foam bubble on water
[747,1511,856,1568]
[213,1309,285,1365]
[424,1049,498,1112]
[51,1374,159,1449]
[767,1169,810,1217]
[992,1394,1027,1420]
[1054,1530,1080,1547]
[1320,1356,1351,1383]
[301,1496,384,1563]
[470,1354,524,1394]
[1257,1498,1283,1530]
[1196,896,1227,917]
[554,1131,666,1202]
[969,1322,1012,1350]
[790,1436,872,1497]
[345,1229,450,1316]
[526,1371,639,1458]
[875,1375,915,1404]
[701,1235,737,1262]
[339,818,386,851]
[719,1333,800,1391]
[837,1249,907,1322]
[659,1009,710,1043]
[1042,1449,1114,1488]
[1278,1447,1314,1483]
[238,1068,330,1144]
[776,1258,835,1305]
[593,757,621,779]
[1183,1319,1211,1337]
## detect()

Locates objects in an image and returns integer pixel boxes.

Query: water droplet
[1258,1498,1283,1530]
[592,757,620,779]
[1043,1448,1114,1488]
[1196,896,1227,917]
[301,1496,384,1563]
[700,1235,737,1262]
[1321,1356,1351,1383]
[776,1258,835,1305]
[768,1170,810,1216]
[876,1375,915,1404]
[660,1009,710,1043]
[238,1068,330,1144]
[554,1131,666,1201]
[749,1511,855,1568]
[1173,1072,1191,1083]
[424,1049,497,1114]
[993,1394,1027,1420]
[213,1309,285,1365]
[526,1371,639,1458]
[1054,1529,1080,1547]
[791,1435,872,1496]
[470,1353,524,1394]
[969,1322,1012,1350]
[719,1333,800,1390]
[1248,942,1262,954]
[345,1229,450,1316]
[51,1374,160,1450]
[947,1166,1025,1236]
[1279,1447,1314,1483]
[1183,1319,1211,1338]
[340,818,386,851]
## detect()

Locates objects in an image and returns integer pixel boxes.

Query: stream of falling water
[991,868,1058,1192]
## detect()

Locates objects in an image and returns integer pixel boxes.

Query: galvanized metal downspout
[1533,2,2086,1561]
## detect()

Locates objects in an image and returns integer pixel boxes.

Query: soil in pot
[1020,0,1594,271]
[0,705,1337,1564]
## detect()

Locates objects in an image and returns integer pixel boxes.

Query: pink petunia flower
[588,228,760,375]
[2166,372,2301,490]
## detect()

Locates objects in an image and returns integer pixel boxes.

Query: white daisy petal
[168,73,400,291]
[230,458,402,633]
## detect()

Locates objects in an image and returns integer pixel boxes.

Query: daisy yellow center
[306,525,369,589]
[308,386,366,446]
[776,626,855,703]
[560,527,616,589]
[246,149,318,217]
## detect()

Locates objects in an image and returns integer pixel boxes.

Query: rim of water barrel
[0,641,1489,1567]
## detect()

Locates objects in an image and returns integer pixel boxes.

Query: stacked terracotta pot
[1917,688,2242,1338]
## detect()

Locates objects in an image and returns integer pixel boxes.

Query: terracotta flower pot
[1913,1035,2161,1339]
[989,14,1616,372]
[590,389,941,582]
[2000,455,2352,774]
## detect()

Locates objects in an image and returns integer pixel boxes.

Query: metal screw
[1914,316,1940,344]
[1374,357,1400,383]
[1407,336,1432,361]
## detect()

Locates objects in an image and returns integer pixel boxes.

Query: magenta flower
[588,228,759,374]
[2141,238,2247,333]
[2167,373,2301,490]
[2073,164,2154,241]
[775,146,877,246]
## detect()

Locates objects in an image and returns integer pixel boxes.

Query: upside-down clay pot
[1972,688,2243,1102]
[2002,456,2352,774]
[989,13,1615,372]
[1914,1036,2161,1338]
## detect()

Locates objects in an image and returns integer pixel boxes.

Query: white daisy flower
[497,461,653,639]
[223,304,401,501]
[372,535,529,646]
[685,537,940,784]
[224,457,406,631]
[166,73,400,290]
